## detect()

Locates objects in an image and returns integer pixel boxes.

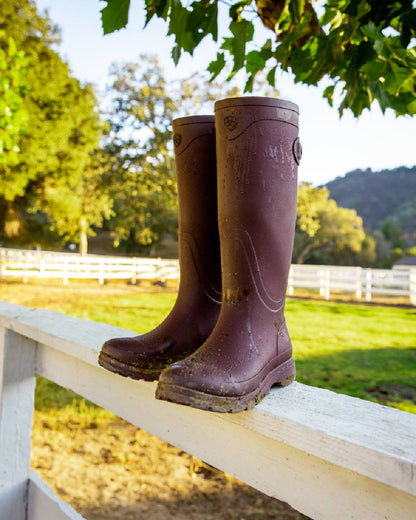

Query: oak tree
[293,183,366,264]
[0,0,112,253]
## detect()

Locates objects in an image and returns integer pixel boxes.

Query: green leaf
[320,7,342,28]
[145,0,170,25]
[171,44,181,65]
[405,97,416,116]
[244,74,254,93]
[289,0,305,24]
[369,80,391,113]
[165,0,219,59]
[168,3,188,42]
[245,50,267,74]
[360,60,387,82]
[186,1,218,46]
[207,52,226,80]
[155,0,171,19]
[323,85,335,106]
[341,83,372,117]
[266,66,277,87]
[360,21,381,41]
[229,0,252,22]
[229,19,254,72]
[221,37,234,52]
[384,62,413,93]
[101,0,130,34]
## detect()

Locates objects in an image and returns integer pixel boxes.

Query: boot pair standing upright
[99,96,301,413]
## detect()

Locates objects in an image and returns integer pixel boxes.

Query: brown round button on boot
[156,97,300,412]
[98,116,221,381]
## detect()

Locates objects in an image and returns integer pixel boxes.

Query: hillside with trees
[323,166,416,267]
[324,166,416,242]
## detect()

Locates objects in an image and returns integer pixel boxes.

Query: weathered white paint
[0,328,36,520]
[28,470,85,520]
[0,301,415,519]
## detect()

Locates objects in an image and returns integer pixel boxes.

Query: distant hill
[324,166,416,243]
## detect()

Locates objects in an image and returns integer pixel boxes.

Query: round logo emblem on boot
[293,137,302,164]
[224,114,238,131]
[173,134,182,148]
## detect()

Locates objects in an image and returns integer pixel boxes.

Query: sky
[34,0,416,186]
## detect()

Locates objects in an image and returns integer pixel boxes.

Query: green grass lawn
[31,289,416,415]
[286,299,416,413]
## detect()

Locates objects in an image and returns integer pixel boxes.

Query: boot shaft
[214,97,300,309]
[172,115,221,302]
[173,115,217,238]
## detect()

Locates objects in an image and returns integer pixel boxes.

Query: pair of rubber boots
[99,96,302,413]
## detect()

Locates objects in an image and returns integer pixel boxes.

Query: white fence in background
[1,301,416,520]
[1,247,415,304]
[0,247,179,285]
[287,264,416,304]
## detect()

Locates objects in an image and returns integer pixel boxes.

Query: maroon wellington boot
[98,115,221,381]
[156,97,301,412]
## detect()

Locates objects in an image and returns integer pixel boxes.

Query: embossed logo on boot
[224,114,238,131]
[173,134,182,148]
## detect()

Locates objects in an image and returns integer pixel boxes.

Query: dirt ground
[31,413,309,520]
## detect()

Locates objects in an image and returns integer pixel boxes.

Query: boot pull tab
[293,137,302,165]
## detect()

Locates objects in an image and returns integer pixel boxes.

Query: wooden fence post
[98,260,105,285]
[319,269,325,297]
[62,260,69,285]
[365,269,372,302]
[0,328,37,520]
[287,267,294,296]
[410,270,416,306]
[324,269,330,300]
[355,267,362,299]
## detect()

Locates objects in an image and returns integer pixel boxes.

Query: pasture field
[1,280,415,520]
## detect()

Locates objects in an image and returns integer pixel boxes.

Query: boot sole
[155,358,295,413]
[98,351,162,382]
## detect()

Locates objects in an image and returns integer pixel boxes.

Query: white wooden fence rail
[1,247,415,304]
[0,301,415,520]
[0,247,179,286]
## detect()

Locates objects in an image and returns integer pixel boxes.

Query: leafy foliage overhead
[100,0,416,117]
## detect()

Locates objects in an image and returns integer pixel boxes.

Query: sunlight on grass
[51,293,177,333]
[285,299,416,412]
[35,377,116,428]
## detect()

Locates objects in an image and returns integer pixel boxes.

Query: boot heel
[272,358,296,387]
